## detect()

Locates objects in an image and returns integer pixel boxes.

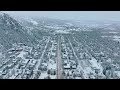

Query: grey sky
[2,11,120,21]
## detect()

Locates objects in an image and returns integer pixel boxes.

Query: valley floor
[0,31,120,79]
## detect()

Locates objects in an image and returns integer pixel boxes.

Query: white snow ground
[30,19,38,25]
[17,51,27,59]
[39,72,48,79]
[109,32,118,34]
[113,35,120,42]
[55,30,69,34]
[44,26,64,29]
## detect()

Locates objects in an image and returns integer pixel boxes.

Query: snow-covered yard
[39,72,48,79]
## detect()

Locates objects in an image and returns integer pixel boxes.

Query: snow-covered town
[0,11,120,79]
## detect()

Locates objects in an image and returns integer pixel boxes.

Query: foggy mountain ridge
[0,12,38,50]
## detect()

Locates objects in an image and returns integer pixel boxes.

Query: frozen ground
[55,30,69,34]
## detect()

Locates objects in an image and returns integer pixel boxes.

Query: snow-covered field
[30,19,38,25]
[109,32,119,34]
[45,26,64,29]
[101,35,120,42]
[55,30,69,34]
[113,36,120,42]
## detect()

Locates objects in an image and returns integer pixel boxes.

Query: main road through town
[56,35,63,79]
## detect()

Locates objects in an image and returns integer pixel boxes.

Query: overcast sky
[2,11,120,21]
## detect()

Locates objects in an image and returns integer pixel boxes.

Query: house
[48,69,56,75]
[70,60,77,69]
[71,64,77,69]
[39,63,47,71]
[64,63,71,69]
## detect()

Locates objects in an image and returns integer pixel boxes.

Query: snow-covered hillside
[0,12,38,49]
